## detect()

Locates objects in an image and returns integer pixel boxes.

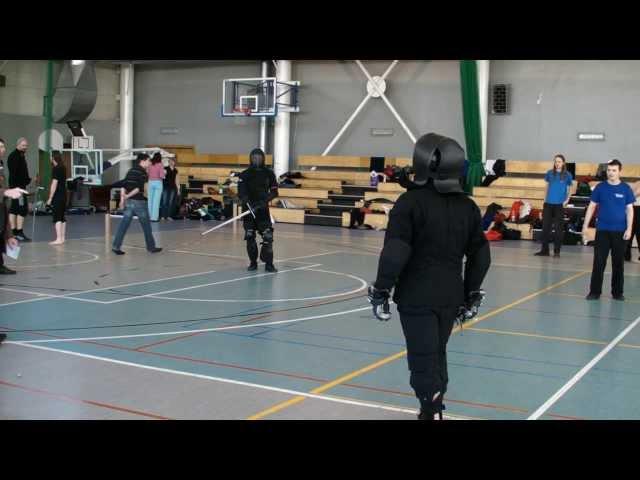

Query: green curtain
[459,60,484,195]
[40,60,55,195]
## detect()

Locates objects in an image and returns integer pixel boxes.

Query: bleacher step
[304,214,343,227]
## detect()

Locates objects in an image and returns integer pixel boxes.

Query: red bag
[528,208,542,222]
[508,200,524,223]
[485,230,503,241]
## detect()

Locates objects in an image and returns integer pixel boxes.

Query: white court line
[0,249,344,308]
[102,264,323,305]
[6,250,101,270]
[137,247,343,264]
[528,314,640,420]
[0,286,54,297]
[10,306,372,344]
[167,249,315,265]
[81,240,340,265]
[0,286,110,305]
[277,251,344,262]
[150,268,366,303]
[0,268,218,308]
[4,341,428,418]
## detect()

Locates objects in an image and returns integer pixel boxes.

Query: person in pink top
[147,152,166,221]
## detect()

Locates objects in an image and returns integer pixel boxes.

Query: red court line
[4,325,582,419]
[134,331,205,351]
[0,379,170,420]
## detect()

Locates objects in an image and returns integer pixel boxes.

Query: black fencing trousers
[243,207,274,265]
[398,305,458,415]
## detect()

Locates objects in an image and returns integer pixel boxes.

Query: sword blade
[201,209,251,236]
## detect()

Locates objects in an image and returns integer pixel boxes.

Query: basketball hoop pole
[259,61,269,152]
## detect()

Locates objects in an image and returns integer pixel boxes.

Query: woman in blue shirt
[534,154,573,257]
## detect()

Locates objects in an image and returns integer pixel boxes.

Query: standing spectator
[160,156,179,221]
[147,152,165,222]
[111,153,162,255]
[534,154,573,257]
[624,180,640,262]
[583,159,635,301]
[7,137,32,242]
[45,151,68,245]
[0,138,28,275]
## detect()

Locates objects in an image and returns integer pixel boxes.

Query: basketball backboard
[222,77,299,117]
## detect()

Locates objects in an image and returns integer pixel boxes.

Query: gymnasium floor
[1,214,639,420]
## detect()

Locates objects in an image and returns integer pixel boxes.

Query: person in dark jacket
[237,148,279,272]
[368,133,491,420]
[0,138,28,275]
[111,153,162,255]
[7,137,32,242]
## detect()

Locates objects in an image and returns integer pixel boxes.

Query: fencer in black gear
[237,148,279,272]
[370,133,491,420]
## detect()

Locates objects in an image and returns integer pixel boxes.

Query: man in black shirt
[111,153,162,255]
[237,148,279,272]
[368,133,491,420]
[7,137,32,242]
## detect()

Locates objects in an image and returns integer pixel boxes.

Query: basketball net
[233,106,252,116]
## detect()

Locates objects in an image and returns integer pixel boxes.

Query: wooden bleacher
[154,147,627,234]
[471,195,545,210]
[291,178,343,191]
[355,160,618,236]
[364,191,401,202]
[270,207,305,224]
[272,198,318,209]
[299,170,372,183]
[278,188,329,200]
[298,155,371,169]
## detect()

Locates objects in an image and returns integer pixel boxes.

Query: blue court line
[175,282,365,329]
[240,325,640,380]
[180,303,275,329]
[507,307,631,323]
[251,326,406,346]
[214,330,386,357]
[447,362,569,381]
[215,329,573,381]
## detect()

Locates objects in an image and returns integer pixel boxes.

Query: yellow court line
[246,270,589,420]
[548,292,640,304]
[246,351,408,420]
[467,326,640,350]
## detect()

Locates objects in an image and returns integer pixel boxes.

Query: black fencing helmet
[250,148,266,169]
[412,133,465,194]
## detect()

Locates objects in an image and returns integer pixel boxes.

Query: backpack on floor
[485,229,503,241]
[508,200,524,223]
[482,202,503,230]
[502,228,522,240]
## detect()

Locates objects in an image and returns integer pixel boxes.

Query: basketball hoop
[233,106,252,116]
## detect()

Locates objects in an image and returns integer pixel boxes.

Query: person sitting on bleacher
[349,201,373,229]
